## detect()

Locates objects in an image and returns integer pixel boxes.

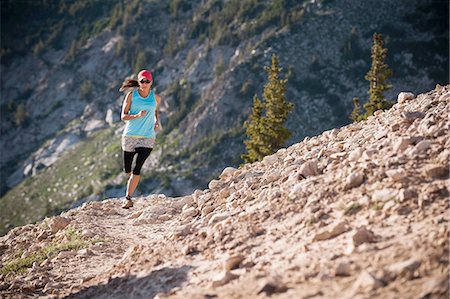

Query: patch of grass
[344,203,362,216]
[0,227,90,276]
[0,127,122,236]
[370,202,384,211]
[307,216,317,226]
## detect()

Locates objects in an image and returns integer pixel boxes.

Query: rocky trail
[0,85,449,298]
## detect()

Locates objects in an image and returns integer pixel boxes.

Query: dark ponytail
[119,79,139,92]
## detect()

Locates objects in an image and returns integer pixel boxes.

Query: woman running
[119,69,160,209]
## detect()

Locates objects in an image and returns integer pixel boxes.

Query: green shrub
[80,80,93,98]
[0,227,90,276]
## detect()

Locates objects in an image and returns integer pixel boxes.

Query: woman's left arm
[154,94,161,130]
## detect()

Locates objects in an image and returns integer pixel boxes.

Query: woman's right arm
[121,92,146,121]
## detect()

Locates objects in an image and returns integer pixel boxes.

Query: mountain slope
[0,86,448,298]
[1,0,448,234]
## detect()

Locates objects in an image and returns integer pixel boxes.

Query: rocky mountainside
[0,0,448,234]
[0,86,448,298]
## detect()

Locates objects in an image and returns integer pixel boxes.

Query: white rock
[181,207,198,218]
[353,270,384,290]
[220,167,237,180]
[397,92,415,104]
[84,119,106,132]
[262,155,278,166]
[387,258,421,275]
[348,148,364,162]
[212,271,239,287]
[299,160,321,177]
[346,172,364,189]
[208,213,229,227]
[313,221,348,242]
[392,138,411,152]
[415,140,431,152]
[105,108,119,126]
[383,200,396,211]
[197,193,212,206]
[208,179,220,190]
[372,188,397,202]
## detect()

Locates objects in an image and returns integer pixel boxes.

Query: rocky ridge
[0,85,448,298]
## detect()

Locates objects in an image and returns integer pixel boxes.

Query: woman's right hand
[138,110,147,117]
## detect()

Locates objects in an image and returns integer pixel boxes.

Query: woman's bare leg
[126,174,140,198]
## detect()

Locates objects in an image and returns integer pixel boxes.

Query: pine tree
[350,33,393,122]
[242,95,266,163]
[242,54,294,163]
[363,33,393,117]
[350,97,363,122]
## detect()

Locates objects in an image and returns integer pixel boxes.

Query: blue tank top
[122,89,157,138]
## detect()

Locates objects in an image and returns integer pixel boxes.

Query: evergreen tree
[350,97,363,122]
[242,54,294,163]
[350,33,393,122]
[242,95,266,163]
[363,33,393,116]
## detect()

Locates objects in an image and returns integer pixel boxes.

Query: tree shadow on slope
[63,265,193,299]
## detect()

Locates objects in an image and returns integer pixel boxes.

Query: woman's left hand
[154,121,160,131]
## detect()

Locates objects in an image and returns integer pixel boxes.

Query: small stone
[372,188,397,202]
[208,179,220,190]
[208,213,229,227]
[353,270,384,291]
[49,216,71,233]
[392,138,411,152]
[387,258,421,277]
[348,148,364,162]
[37,231,48,241]
[212,271,239,287]
[158,214,171,221]
[335,262,351,276]
[56,251,76,260]
[385,169,407,181]
[127,211,143,220]
[220,167,237,180]
[181,207,198,219]
[423,164,449,179]
[345,172,364,189]
[418,275,448,298]
[182,245,195,255]
[352,227,376,246]
[77,249,93,257]
[299,160,321,177]
[257,280,288,296]
[201,205,215,216]
[390,123,400,132]
[313,221,348,242]
[415,140,431,152]
[401,111,425,123]
[223,255,245,271]
[382,200,396,212]
[398,188,417,202]
[395,205,411,215]
[81,229,95,238]
[262,155,278,166]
